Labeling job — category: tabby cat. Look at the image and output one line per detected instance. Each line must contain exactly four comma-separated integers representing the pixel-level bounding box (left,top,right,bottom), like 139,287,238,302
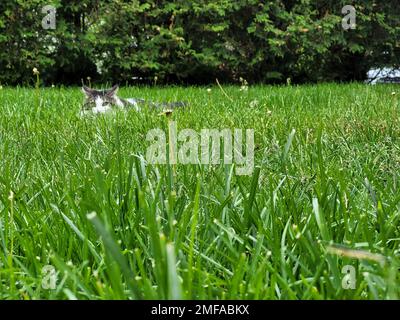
81,85,186,114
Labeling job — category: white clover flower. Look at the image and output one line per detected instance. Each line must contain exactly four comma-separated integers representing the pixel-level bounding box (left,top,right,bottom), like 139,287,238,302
249,99,259,108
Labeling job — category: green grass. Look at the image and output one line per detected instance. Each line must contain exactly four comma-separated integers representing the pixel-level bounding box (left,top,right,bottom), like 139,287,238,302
0,83,399,299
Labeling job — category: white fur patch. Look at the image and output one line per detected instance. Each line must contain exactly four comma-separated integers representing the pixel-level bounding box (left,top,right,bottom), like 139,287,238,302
92,105,111,113
93,96,111,113
115,97,124,107
126,98,140,111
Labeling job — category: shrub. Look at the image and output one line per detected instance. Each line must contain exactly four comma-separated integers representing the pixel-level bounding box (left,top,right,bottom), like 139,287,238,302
0,0,399,85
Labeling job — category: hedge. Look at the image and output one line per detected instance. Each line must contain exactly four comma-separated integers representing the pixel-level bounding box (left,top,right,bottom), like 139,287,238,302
0,0,399,85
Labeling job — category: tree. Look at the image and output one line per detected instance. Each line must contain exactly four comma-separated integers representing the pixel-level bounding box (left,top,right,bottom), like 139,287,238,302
0,0,398,85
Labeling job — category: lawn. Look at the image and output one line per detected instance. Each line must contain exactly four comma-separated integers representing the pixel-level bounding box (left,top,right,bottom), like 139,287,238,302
0,83,399,299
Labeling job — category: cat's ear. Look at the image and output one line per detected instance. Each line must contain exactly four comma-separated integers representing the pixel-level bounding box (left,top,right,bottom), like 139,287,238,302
106,84,119,97
82,85,95,97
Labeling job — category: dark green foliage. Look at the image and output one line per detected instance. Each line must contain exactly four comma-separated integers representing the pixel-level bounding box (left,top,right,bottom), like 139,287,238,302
0,0,399,85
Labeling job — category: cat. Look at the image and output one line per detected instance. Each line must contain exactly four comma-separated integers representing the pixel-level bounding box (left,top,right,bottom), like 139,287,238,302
81,84,186,115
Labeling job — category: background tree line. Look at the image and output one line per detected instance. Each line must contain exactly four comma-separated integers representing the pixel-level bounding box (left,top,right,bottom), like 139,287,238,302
0,0,399,86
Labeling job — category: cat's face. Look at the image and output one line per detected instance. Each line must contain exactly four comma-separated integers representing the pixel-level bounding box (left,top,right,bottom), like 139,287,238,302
81,85,119,114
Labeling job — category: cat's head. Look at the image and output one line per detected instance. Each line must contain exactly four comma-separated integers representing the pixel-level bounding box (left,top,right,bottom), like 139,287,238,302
81,84,119,114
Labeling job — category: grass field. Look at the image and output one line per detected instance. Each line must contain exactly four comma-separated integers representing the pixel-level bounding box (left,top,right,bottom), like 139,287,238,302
0,83,399,299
